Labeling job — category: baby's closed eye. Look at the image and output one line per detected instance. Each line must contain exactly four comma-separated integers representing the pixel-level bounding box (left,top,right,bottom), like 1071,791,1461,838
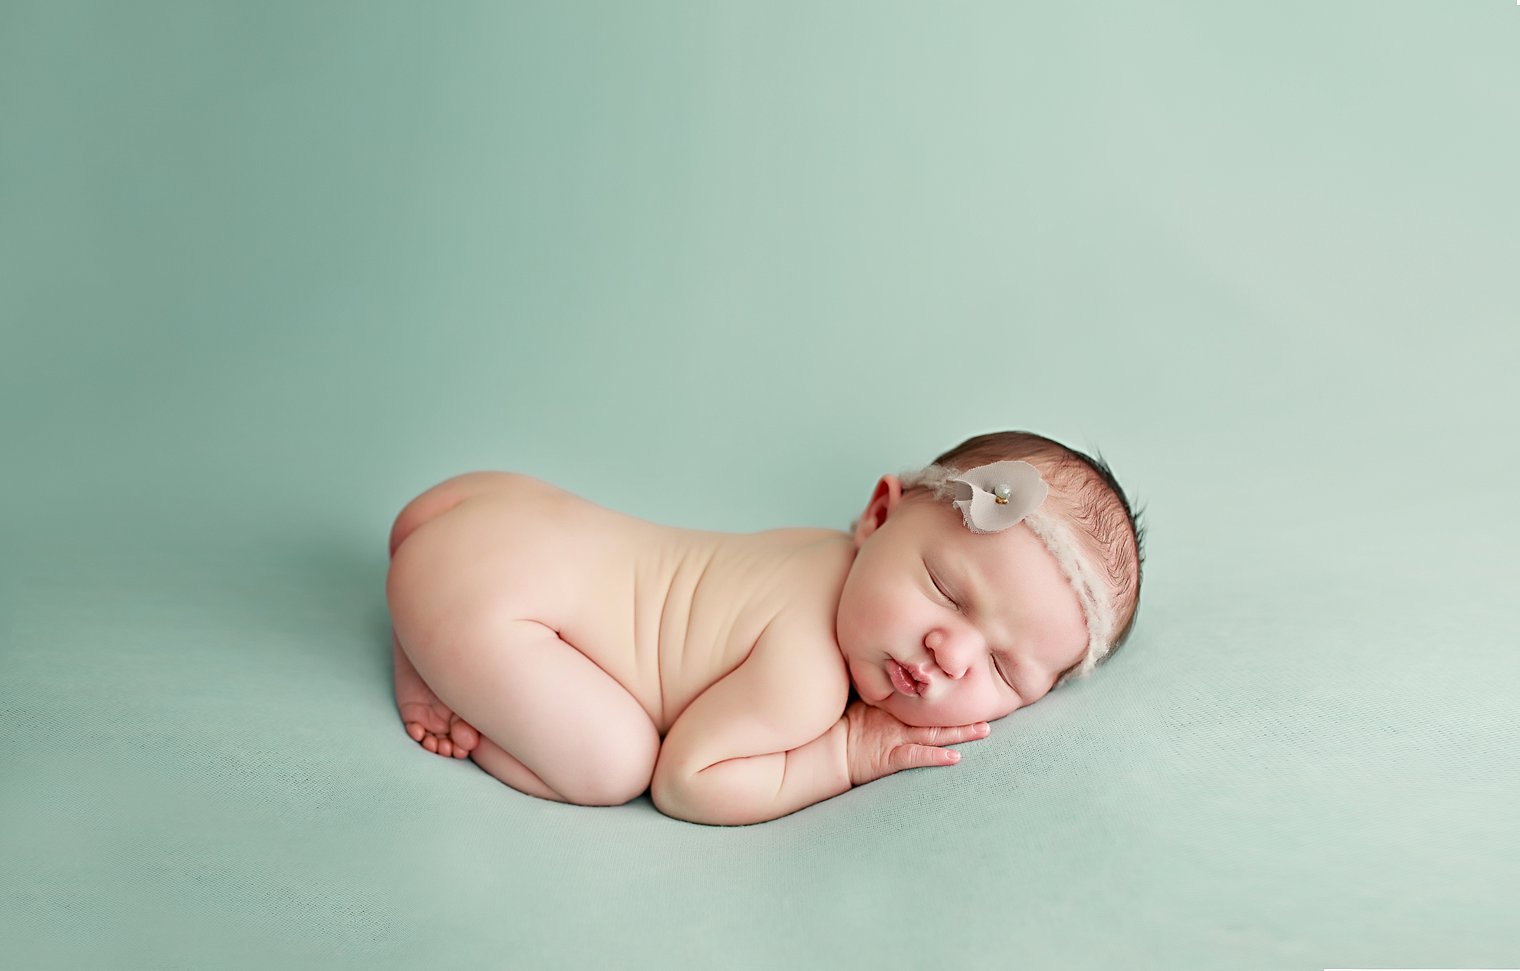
925,562,959,610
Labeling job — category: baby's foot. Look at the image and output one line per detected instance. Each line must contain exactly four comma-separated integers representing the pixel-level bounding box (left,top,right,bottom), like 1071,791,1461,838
393,634,480,759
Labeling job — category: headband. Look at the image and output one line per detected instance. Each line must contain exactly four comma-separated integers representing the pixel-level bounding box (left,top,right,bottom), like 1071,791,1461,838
896,460,1116,681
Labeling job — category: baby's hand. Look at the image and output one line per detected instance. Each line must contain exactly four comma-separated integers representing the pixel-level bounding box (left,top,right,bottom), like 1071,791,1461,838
842,700,990,787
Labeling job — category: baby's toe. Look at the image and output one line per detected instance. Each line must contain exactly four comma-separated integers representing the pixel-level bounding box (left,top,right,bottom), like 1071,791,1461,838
449,716,480,752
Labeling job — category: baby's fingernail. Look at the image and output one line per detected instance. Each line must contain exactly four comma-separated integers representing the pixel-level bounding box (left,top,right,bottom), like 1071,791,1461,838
946,751,960,762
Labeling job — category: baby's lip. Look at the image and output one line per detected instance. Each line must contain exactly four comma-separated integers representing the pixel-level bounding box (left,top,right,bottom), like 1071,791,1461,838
904,661,931,685
887,658,927,697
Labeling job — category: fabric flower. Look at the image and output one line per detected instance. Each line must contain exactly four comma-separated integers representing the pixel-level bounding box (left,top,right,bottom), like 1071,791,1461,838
948,460,1049,534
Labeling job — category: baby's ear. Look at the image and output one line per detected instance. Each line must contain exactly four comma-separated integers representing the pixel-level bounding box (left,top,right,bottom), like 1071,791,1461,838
853,475,904,546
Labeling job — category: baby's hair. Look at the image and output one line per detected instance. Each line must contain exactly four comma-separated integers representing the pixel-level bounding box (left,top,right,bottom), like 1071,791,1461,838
905,430,1147,684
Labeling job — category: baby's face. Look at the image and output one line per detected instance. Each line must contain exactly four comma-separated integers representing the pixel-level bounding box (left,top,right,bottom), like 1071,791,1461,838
835,476,1090,728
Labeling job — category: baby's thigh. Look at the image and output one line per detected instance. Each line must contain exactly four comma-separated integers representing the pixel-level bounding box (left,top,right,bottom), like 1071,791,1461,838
398,608,660,806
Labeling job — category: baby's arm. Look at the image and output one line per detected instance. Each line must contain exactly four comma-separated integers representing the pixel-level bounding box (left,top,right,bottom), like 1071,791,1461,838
651,616,987,825
650,615,849,825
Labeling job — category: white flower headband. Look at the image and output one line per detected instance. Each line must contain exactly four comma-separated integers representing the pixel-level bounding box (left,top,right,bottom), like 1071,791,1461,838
897,460,1116,681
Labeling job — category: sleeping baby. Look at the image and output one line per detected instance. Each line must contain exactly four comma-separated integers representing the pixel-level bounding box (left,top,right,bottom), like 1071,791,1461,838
385,430,1145,825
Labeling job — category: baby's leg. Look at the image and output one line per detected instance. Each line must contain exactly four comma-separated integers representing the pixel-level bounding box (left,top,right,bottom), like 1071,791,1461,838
394,629,564,801
395,629,566,801
395,615,660,807
387,471,528,761
393,630,478,760
468,735,566,803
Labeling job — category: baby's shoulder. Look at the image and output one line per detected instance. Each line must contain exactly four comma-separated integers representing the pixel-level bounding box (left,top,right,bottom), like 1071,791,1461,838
764,528,855,601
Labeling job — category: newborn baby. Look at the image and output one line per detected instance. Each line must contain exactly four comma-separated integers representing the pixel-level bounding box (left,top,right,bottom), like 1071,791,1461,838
386,430,1145,825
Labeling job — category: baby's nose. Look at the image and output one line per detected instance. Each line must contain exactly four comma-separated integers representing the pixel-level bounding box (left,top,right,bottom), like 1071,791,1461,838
927,635,970,680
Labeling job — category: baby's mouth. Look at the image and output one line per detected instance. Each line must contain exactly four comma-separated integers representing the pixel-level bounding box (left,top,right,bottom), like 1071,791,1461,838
887,658,925,697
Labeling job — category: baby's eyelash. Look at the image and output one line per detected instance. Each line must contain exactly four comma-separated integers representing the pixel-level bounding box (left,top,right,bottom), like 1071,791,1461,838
927,567,958,608
992,654,1016,692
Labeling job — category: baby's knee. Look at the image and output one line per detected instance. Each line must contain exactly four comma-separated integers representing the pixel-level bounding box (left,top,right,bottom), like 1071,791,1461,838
561,728,659,806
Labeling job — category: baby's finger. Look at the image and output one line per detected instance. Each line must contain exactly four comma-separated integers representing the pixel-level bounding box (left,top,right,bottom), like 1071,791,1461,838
890,743,962,773
909,722,990,746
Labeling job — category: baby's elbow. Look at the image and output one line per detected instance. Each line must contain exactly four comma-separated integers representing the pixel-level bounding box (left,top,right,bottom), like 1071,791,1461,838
650,763,757,826
650,760,707,822
650,776,696,822
650,772,703,823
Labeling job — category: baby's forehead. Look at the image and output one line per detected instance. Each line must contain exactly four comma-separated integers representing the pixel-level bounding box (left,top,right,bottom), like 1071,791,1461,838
933,519,1051,584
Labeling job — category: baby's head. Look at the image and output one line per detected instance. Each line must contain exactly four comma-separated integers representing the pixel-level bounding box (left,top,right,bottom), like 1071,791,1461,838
836,430,1146,728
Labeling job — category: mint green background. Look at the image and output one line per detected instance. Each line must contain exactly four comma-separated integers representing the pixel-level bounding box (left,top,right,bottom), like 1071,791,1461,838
3,2,1517,969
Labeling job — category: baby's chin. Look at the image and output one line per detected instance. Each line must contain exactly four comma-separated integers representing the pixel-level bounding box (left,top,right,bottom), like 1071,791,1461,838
871,691,1004,728
855,689,937,727
887,705,954,728
847,666,902,709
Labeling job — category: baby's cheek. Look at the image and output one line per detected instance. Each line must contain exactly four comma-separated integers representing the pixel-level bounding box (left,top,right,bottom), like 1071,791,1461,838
847,587,889,637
